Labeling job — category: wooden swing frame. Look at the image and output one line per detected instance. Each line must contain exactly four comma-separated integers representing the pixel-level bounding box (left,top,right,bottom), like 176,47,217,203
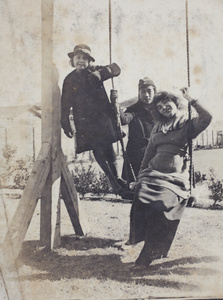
2,0,84,259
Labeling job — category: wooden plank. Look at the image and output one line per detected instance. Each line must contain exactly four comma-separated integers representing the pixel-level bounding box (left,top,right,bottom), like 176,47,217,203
60,176,84,236
52,189,61,249
3,143,51,258
41,0,53,144
0,246,23,300
40,147,62,248
0,194,23,300
51,65,62,248
40,171,52,247
51,175,61,249
0,269,9,300
39,0,54,247
40,172,61,249
61,152,84,236
40,0,62,249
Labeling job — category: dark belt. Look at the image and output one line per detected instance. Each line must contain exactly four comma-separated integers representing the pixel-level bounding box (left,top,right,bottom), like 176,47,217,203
157,144,186,156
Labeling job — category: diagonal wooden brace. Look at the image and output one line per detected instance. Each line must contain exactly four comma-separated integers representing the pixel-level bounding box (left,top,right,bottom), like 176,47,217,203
2,143,51,258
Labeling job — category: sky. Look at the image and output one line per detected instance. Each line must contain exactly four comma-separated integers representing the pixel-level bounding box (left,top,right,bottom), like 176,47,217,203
1,0,223,129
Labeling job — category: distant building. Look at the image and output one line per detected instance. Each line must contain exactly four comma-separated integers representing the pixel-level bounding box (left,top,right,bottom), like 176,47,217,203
0,105,41,161
0,105,78,163
217,130,223,148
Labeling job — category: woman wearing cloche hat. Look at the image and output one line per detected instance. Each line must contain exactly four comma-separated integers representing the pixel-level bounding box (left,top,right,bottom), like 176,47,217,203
61,44,127,195
67,44,95,62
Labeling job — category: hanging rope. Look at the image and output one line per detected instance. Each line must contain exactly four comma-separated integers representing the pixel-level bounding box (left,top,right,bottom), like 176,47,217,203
108,0,114,89
185,0,190,89
108,0,136,184
185,0,195,192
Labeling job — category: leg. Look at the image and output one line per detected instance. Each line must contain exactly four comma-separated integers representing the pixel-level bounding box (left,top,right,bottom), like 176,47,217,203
93,146,122,194
102,143,128,189
135,210,179,266
102,143,118,178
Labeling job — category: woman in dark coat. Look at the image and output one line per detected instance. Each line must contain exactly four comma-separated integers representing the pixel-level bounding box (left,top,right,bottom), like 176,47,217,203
129,87,212,267
61,44,126,194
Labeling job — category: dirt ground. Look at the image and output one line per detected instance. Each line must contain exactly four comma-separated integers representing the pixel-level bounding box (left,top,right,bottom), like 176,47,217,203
1,189,223,300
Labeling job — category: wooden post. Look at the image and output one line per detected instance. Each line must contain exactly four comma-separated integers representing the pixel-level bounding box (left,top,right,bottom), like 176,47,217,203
2,0,84,258
39,0,61,247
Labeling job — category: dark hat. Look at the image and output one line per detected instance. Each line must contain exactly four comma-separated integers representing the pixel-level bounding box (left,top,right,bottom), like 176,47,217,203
138,77,156,90
67,44,95,62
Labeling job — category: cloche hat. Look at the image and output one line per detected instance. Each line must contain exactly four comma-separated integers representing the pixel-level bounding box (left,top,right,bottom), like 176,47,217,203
67,44,95,62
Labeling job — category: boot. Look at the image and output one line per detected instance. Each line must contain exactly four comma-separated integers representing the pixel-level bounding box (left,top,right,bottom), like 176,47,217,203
106,172,123,195
117,177,128,189
135,243,162,267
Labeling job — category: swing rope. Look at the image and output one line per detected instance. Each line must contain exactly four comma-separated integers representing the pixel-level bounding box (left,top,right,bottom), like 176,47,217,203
185,0,190,89
185,0,195,193
108,0,136,184
108,0,114,89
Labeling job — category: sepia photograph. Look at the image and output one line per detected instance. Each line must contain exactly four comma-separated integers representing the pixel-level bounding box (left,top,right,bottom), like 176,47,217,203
0,0,223,299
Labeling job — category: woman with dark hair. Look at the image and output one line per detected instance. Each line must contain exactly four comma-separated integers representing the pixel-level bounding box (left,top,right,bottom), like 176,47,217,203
128,87,212,268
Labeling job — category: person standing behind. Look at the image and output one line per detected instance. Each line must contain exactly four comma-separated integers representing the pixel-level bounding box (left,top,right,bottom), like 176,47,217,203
119,77,157,183
61,44,126,195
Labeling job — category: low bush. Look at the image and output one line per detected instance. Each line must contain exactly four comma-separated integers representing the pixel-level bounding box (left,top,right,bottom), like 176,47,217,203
193,169,223,209
207,168,223,208
194,170,207,184
0,144,32,189
13,159,32,189
71,163,111,198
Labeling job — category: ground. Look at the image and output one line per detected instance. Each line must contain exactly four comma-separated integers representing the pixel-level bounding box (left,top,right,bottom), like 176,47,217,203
1,189,223,300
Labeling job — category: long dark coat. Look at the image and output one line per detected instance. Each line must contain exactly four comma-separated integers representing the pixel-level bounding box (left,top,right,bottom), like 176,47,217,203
122,101,155,181
61,68,120,154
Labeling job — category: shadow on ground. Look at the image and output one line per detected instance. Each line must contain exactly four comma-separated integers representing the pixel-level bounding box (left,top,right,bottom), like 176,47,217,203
18,236,219,291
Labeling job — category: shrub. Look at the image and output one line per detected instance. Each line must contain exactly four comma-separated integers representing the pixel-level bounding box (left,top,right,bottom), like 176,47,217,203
193,169,223,209
194,170,207,184
71,163,111,198
0,144,32,189
90,172,111,195
13,159,32,189
207,168,223,207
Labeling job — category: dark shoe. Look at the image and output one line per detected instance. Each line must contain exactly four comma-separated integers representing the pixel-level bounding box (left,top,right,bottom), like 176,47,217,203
135,257,153,268
135,251,163,268
117,177,128,189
